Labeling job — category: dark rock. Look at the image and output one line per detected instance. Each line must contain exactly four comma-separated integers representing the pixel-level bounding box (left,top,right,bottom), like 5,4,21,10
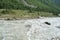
56,26,60,29
44,22,51,25
5,17,17,20
51,36,60,40
5,18,13,20
25,24,31,31
25,25,31,27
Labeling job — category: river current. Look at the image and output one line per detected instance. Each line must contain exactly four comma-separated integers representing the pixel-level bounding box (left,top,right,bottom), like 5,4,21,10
0,17,60,40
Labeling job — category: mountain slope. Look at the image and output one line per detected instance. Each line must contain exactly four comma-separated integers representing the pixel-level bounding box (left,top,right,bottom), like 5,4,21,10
25,0,60,13
0,0,60,13
54,0,60,7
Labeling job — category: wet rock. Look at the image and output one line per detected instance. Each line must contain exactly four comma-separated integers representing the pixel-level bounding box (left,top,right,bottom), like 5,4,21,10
25,25,31,28
5,17,17,20
51,36,60,40
5,18,12,20
25,24,31,31
55,26,60,29
44,22,51,25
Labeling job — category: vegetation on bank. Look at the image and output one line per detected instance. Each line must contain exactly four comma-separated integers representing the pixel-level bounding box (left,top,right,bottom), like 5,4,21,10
0,9,59,19
0,0,60,18
0,0,60,14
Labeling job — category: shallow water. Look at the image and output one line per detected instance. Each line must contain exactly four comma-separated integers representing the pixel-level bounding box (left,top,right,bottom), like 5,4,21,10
0,17,60,40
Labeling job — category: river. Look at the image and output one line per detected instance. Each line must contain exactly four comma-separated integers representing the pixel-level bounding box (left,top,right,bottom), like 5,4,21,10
0,17,60,40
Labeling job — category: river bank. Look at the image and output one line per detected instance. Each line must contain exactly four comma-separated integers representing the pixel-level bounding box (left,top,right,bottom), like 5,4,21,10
0,17,60,20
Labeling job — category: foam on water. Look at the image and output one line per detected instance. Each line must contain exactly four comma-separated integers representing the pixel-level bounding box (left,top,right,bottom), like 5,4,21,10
0,20,27,40
26,17,60,40
0,17,60,40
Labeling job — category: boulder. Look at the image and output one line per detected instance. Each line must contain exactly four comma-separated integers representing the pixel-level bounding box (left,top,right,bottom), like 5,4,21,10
44,22,51,25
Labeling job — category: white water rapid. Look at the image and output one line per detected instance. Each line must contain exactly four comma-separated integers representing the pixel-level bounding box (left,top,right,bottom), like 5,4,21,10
0,17,60,40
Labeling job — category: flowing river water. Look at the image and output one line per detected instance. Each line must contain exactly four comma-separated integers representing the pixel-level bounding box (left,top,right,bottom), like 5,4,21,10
0,17,60,40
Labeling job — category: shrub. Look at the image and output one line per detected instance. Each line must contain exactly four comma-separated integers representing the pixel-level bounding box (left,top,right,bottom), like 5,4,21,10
53,13,59,16
1,9,15,14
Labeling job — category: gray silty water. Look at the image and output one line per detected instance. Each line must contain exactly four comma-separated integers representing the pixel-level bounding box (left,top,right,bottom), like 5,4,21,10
0,17,60,40
0,20,28,40
26,17,60,40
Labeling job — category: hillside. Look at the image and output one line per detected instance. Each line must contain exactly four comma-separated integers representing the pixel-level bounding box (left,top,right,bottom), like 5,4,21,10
25,0,60,13
0,0,60,15
54,0,60,7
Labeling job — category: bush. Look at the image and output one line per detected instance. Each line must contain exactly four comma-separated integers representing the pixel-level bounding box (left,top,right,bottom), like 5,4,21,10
1,9,15,14
1,10,9,14
53,13,59,16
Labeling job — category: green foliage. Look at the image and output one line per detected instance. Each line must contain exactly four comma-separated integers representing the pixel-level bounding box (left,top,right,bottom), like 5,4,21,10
0,0,60,15
0,9,58,18
53,13,59,16
25,0,60,14
1,9,15,14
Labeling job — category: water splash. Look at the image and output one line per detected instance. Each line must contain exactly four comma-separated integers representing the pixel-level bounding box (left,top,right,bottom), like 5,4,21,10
26,17,60,40
0,17,60,40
